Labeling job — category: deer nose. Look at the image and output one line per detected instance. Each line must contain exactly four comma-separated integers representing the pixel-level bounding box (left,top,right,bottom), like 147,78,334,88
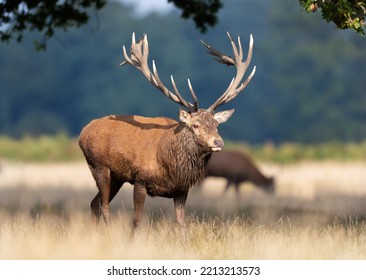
214,139,224,148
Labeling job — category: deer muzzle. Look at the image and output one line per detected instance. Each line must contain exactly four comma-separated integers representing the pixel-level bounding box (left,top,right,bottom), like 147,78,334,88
211,138,224,152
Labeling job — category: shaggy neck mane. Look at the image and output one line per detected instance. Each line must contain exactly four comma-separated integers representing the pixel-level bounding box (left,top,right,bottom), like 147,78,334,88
158,123,211,193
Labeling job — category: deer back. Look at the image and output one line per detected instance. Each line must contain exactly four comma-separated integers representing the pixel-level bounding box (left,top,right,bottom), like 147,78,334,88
79,115,177,180
206,150,274,190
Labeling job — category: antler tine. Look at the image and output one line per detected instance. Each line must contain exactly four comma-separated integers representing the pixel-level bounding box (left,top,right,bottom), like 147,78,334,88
121,32,198,112
206,33,255,112
188,79,199,111
151,60,199,109
200,39,235,66
170,75,198,109
151,60,181,103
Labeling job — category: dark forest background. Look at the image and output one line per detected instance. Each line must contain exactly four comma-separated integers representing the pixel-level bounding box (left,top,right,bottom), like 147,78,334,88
1,0,365,144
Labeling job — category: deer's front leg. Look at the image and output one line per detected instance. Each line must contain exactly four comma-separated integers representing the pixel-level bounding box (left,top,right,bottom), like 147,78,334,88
174,192,188,227
133,183,147,229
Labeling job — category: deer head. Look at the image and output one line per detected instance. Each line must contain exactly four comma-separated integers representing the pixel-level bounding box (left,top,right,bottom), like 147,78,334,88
120,32,256,152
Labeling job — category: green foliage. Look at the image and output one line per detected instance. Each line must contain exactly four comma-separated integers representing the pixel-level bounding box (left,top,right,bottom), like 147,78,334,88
168,0,222,32
227,141,366,164
0,0,107,50
300,0,366,36
0,134,82,162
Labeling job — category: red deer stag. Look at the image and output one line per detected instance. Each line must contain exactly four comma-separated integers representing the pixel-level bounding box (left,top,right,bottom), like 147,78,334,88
205,150,275,194
79,32,256,228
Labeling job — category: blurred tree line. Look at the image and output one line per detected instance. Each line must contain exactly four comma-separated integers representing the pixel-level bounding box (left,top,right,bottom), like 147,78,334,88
0,0,365,144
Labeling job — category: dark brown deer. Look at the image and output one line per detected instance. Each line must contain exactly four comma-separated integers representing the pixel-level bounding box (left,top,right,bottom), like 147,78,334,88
205,150,275,194
79,32,256,228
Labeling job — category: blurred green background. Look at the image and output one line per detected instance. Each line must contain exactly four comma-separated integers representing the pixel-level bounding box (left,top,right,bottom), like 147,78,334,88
1,0,365,147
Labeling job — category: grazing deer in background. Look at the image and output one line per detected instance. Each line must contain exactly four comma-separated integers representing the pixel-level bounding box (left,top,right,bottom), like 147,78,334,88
205,150,275,194
79,32,256,229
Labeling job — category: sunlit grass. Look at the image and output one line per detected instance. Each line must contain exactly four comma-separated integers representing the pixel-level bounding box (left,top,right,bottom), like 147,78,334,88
1,212,366,259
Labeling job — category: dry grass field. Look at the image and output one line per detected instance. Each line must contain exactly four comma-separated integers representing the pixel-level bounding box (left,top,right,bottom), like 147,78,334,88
1,160,366,259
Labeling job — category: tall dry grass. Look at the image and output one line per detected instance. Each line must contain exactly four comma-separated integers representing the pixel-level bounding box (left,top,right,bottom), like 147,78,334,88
1,161,366,259
1,212,366,259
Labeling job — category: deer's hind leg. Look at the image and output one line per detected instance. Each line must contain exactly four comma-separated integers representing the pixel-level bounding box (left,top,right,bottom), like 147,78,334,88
90,166,124,226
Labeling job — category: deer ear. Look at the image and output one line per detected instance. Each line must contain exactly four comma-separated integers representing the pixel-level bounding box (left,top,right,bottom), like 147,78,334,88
214,109,235,124
179,108,192,124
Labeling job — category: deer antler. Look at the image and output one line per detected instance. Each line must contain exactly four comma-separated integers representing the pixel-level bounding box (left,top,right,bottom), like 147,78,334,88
201,32,256,112
121,33,199,112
